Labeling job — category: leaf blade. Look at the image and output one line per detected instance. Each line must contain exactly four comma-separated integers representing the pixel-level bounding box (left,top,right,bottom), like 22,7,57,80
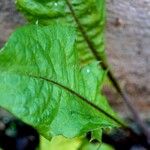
0,24,118,140
16,0,106,65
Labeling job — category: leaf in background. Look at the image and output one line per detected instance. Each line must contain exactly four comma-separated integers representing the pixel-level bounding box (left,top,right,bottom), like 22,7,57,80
40,136,81,150
40,136,114,150
0,24,118,140
80,141,115,150
16,0,106,65
91,129,102,142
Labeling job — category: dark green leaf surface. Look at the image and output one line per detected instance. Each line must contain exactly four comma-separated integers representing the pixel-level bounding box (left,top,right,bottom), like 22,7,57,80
16,0,106,64
0,24,117,140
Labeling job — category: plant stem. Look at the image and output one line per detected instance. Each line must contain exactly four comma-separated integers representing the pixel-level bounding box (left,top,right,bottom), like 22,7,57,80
66,0,150,143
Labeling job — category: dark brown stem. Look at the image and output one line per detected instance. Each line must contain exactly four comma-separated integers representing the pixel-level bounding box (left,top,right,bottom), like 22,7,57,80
66,0,150,143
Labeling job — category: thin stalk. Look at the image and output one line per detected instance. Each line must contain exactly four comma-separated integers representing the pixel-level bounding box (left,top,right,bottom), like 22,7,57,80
66,0,150,143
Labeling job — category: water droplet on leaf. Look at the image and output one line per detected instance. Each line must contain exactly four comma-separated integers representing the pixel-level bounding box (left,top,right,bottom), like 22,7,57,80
54,2,58,6
87,69,90,73
35,20,39,25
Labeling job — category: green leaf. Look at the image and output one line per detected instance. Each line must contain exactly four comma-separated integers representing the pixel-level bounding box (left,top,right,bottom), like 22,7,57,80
40,136,114,150
91,129,102,142
16,0,106,65
0,24,118,140
78,137,114,150
41,136,81,150
80,142,114,150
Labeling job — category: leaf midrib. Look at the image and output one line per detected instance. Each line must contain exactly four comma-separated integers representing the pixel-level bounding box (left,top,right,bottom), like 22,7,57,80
0,67,123,126
28,74,124,127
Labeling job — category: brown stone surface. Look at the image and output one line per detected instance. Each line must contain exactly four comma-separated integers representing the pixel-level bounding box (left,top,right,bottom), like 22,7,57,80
0,0,149,119
106,0,150,118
